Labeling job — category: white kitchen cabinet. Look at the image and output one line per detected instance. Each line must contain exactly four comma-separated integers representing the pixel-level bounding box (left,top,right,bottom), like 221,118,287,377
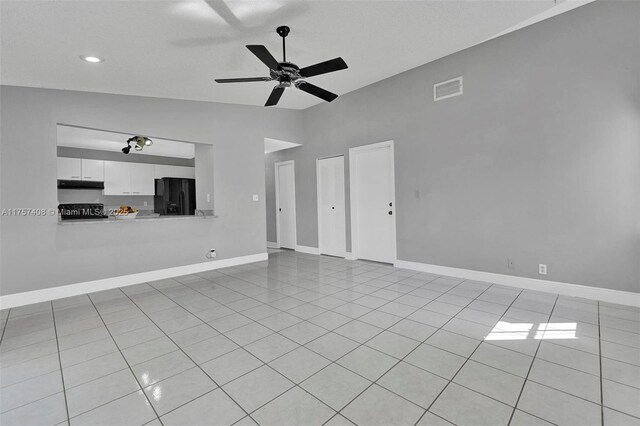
104,161,156,196
154,165,195,179
174,166,196,179
130,163,155,195
81,159,104,181
57,157,82,180
104,161,132,195
154,165,175,179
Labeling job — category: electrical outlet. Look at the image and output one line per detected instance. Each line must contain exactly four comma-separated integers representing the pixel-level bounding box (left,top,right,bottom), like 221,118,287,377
143,201,148,207
539,264,547,275
207,194,211,203
507,258,514,269
252,194,259,202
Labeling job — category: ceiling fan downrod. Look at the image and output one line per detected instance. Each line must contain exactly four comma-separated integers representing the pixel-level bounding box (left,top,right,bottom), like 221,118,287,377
276,26,290,62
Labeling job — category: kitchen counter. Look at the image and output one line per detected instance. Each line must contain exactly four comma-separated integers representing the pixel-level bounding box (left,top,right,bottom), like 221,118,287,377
58,214,215,225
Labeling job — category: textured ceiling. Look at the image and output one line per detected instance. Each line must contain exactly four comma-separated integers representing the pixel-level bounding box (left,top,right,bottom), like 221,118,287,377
1,1,584,109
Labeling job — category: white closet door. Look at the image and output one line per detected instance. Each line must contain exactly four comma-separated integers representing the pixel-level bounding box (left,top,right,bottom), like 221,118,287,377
318,156,346,257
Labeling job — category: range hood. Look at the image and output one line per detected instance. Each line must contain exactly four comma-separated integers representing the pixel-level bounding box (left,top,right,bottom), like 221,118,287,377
57,180,104,190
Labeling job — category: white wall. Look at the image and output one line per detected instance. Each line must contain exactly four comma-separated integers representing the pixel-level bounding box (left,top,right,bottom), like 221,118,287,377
265,1,640,293
0,87,304,296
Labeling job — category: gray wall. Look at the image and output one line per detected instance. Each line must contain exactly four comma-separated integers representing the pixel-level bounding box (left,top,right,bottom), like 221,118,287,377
1,86,304,296
195,144,215,213
265,1,640,292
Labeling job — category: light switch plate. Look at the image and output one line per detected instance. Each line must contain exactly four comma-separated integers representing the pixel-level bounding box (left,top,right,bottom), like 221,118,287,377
252,194,259,202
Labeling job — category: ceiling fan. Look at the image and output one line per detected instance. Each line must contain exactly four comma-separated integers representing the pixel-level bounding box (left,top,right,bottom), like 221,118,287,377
215,26,348,107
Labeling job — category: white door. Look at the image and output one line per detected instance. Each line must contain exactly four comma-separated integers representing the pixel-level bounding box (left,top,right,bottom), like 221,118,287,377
317,156,346,257
81,159,104,181
350,141,396,263
130,163,156,195
57,157,82,180
104,161,131,195
276,161,297,249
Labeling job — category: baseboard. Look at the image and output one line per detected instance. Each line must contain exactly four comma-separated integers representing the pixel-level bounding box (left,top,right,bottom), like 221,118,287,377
394,259,640,307
266,241,279,249
0,252,269,309
295,245,320,255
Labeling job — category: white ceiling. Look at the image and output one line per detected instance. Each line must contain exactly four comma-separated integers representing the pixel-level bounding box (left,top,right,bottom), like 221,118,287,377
1,1,589,110
57,125,196,159
264,137,301,153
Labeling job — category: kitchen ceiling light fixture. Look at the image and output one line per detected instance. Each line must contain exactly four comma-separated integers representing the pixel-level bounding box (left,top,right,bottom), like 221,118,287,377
122,136,152,154
79,55,104,63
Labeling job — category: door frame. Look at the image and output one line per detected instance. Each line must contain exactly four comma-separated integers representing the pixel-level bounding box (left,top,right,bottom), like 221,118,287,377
274,160,297,249
348,140,397,263
316,155,346,258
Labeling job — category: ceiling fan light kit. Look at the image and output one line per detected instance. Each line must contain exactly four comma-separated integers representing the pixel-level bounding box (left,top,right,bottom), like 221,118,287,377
215,26,348,107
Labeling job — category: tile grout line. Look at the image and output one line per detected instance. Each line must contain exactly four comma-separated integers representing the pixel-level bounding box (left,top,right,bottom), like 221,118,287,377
50,301,72,426
0,308,10,345
86,294,165,426
138,257,635,424
506,295,560,426
147,274,353,421
598,301,604,426
318,277,500,425
149,257,455,422
117,288,259,425
173,256,559,425
6,252,637,425
411,286,525,426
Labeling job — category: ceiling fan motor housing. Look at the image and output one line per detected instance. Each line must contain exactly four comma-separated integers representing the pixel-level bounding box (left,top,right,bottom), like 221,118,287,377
276,26,290,38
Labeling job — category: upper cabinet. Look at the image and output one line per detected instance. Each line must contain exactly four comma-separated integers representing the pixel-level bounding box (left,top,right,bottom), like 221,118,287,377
174,166,196,179
58,156,194,195
130,163,155,195
103,161,131,195
81,159,104,181
104,161,155,196
58,157,105,181
154,165,195,179
57,157,82,180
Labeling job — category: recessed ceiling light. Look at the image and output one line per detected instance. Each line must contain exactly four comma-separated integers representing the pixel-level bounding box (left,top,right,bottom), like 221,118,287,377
80,55,104,63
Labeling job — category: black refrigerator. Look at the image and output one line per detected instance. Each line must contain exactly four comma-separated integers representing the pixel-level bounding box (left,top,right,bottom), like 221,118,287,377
154,178,196,216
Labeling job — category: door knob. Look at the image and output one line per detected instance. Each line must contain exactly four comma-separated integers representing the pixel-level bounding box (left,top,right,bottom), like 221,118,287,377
388,211,393,215
332,207,335,210
389,202,393,207
279,208,282,212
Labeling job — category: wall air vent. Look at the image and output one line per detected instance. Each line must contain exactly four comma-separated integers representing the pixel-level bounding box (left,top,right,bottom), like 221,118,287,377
433,76,463,101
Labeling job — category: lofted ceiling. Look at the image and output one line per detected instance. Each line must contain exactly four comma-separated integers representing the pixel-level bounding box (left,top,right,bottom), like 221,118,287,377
1,0,590,110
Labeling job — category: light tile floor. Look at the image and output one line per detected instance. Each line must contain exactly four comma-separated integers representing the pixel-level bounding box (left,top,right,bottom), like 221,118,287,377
1,250,639,426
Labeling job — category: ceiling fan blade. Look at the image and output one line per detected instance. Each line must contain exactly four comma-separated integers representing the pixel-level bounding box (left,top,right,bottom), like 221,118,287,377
299,57,348,78
215,77,272,83
203,1,245,31
296,81,338,102
246,45,281,71
265,86,285,107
